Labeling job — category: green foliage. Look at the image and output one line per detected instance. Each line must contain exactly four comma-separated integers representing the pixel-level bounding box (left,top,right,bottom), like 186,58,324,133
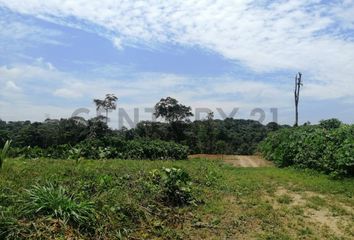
0,209,20,239
259,123,354,177
1,158,354,239
0,116,285,156
68,147,83,162
319,118,342,130
23,183,95,226
123,140,188,160
150,167,195,206
154,97,193,123
136,118,283,155
10,139,189,160
0,140,12,169
93,94,118,124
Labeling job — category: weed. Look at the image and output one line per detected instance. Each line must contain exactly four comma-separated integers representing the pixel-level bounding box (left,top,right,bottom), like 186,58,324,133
276,194,293,204
153,167,196,206
23,183,96,227
0,158,353,239
0,209,20,240
0,140,11,169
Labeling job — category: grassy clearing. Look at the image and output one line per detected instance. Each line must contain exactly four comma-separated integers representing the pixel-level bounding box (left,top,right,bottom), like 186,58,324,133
1,158,354,239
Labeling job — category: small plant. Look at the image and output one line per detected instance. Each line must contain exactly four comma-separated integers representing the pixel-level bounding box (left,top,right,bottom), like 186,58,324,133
68,147,83,163
0,140,12,169
151,167,196,206
0,208,20,239
98,146,114,159
276,194,293,204
24,183,95,227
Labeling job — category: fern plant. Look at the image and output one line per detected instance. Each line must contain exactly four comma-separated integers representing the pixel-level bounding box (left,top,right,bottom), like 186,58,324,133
0,140,12,169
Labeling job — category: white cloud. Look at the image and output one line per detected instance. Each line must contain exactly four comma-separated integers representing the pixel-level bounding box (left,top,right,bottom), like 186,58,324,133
0,100,78,122
0,14,63,49
0,61,57,83
0,0,353,102
112,37,123,50
5,81,21,92
54,88,82,98
0,21,61,44
0,61,294,124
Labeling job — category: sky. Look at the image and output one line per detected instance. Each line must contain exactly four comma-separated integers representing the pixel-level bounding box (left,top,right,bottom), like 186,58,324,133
0,0,353,128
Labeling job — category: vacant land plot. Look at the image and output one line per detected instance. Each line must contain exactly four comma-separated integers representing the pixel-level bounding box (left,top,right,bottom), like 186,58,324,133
1,158,353,239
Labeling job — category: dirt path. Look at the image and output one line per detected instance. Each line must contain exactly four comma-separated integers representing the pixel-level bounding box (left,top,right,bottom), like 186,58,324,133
189,154,273,167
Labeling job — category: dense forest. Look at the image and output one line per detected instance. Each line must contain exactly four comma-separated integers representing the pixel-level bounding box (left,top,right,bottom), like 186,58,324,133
0,117,284,156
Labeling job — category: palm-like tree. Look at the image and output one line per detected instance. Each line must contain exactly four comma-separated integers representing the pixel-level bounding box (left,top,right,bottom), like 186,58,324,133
93,94,118,124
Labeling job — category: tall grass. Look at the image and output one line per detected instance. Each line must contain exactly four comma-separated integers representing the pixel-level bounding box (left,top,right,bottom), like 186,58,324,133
24,183,96,226
0,140,12,169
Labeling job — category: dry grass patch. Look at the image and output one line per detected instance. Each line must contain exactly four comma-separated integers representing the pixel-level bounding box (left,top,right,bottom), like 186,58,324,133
263,186,354,239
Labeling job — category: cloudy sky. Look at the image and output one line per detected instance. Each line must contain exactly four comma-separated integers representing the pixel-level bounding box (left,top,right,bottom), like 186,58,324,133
0,0,353,127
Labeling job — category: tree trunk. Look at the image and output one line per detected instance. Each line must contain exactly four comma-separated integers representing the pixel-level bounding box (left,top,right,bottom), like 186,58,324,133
294,73,302,127
295,102,299,127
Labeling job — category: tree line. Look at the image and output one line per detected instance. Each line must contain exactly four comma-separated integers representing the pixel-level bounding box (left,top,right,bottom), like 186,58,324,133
0,96,287,155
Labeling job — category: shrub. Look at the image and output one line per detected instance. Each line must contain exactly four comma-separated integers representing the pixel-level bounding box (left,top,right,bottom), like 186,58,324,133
10,139,189,161
150,167,195,206
259,123,354,177
10,146,44,159
319,118,342,130
123,140,188,160
23,183,95,227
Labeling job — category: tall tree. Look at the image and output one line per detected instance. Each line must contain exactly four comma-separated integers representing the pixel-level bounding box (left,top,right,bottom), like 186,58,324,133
94,94,118,124
203,112,216,153
294,72,303,127
154,97,193,142
154,97,193,123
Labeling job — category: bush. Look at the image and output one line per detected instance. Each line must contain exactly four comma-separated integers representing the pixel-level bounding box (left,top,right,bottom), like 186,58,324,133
23,183,96,227
10,139,189,161
150,167,195,206
259,123,354,177
10,146,45,159
123,140,188,160
319,118,342,130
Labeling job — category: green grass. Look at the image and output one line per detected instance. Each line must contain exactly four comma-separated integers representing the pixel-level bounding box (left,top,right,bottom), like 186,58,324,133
1,158,354,239
23,183,95,226
0,140,11,169
276,194,293,204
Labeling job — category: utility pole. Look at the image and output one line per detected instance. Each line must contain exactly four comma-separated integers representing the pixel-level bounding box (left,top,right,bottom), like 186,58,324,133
294,72,302,127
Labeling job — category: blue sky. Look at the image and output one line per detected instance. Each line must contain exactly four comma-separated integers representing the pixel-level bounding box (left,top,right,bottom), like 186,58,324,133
0,0,354,127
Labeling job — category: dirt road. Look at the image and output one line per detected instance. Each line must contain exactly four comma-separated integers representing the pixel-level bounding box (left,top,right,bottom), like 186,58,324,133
189,154,273,167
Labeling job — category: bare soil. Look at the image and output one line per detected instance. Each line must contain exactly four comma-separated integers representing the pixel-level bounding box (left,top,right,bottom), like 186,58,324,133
265,187,354,238
189,154,273,167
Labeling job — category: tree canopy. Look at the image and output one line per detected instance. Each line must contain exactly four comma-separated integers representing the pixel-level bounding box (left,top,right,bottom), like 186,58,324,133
154,97,193,123
93,94,118,123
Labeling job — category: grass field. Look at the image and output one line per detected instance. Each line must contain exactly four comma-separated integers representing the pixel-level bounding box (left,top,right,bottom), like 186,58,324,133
1,158,353,239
